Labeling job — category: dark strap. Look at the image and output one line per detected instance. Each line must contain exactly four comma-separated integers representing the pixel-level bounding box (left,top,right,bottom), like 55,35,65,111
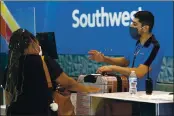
116,75,122,92
41,56,53,88
41,56,54,104
0,87,3,105
132,55,136,68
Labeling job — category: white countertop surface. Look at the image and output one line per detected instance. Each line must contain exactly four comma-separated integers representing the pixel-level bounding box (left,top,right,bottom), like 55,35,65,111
89,91,174,104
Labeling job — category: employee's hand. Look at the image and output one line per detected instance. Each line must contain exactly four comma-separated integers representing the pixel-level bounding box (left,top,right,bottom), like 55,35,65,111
88,50,105,62
97,65,113,73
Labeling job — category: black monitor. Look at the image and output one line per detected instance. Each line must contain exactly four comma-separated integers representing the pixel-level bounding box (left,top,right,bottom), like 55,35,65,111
36,32,58,59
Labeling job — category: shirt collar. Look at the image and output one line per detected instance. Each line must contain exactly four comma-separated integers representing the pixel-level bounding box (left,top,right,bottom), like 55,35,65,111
136,34,154,48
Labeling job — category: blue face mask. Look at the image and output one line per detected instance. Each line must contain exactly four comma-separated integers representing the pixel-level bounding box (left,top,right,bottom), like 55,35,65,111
129,27,141,40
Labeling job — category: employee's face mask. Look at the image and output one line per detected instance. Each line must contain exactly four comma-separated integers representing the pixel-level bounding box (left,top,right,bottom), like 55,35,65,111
129,26,144,40
129,27,140,40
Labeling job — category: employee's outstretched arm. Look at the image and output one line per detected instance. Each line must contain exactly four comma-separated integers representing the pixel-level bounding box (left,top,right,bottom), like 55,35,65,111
97,64,150,78
88,50,129,66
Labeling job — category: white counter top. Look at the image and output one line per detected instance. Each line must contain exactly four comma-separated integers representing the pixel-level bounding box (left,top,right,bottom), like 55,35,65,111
89,91,174,104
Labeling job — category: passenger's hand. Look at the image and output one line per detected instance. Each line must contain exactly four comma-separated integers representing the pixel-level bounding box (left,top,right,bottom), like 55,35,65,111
86,86,101,93
96,65,113,73
88,50,105,62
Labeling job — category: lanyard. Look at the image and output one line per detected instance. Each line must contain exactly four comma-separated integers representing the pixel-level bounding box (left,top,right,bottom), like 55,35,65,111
132,44,143,68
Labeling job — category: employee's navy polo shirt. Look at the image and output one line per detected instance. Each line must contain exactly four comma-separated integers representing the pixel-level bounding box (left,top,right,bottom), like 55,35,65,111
125,35,164,91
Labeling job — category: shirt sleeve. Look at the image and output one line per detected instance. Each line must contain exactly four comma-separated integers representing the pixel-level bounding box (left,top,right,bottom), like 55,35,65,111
144,44,163,90
44,56,63,80
143,43,160,67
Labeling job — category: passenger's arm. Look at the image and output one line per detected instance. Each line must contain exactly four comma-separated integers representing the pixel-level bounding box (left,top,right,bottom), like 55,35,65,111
56,72,100,92
45,56,100,93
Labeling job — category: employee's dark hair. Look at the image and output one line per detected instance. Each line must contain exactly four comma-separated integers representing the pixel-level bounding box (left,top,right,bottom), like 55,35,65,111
134,11,154,32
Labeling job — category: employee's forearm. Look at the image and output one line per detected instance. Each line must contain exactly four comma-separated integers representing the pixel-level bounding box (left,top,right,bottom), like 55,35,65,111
103,56,128,66
111,65,131,77
111,65,147,78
